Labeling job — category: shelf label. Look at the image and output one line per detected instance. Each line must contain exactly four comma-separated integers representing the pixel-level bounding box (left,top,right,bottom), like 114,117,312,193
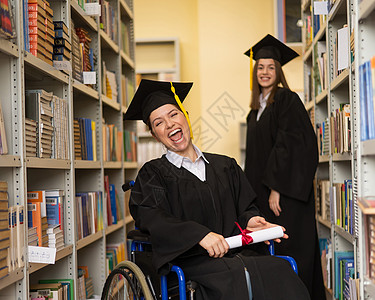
28,246,56,264
84,3,101,16
83,72,97,84
314,1,328,15
53,60,72,72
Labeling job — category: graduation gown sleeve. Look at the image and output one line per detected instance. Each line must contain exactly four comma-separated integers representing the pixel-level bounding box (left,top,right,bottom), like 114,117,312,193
262,89,318,202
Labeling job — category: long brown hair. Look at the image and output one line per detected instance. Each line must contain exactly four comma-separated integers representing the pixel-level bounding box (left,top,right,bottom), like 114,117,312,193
250,59,290,110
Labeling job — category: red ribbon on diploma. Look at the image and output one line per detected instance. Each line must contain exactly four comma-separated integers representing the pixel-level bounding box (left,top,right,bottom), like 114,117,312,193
235,222,253,246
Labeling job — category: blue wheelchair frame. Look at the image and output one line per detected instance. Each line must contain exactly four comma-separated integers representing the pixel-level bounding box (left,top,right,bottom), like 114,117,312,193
130,238,298,300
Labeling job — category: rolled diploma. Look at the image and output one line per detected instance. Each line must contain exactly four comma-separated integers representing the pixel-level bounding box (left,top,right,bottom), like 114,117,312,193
225,226,284,249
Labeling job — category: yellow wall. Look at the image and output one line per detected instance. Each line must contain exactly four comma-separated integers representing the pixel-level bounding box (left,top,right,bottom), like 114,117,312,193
134,0,303,161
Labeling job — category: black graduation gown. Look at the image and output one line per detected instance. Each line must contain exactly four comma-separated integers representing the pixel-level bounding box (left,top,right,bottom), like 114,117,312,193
130,153,310,300
244,88,325,299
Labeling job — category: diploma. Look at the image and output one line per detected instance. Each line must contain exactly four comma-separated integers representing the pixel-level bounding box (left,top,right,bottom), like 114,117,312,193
225,226,284,249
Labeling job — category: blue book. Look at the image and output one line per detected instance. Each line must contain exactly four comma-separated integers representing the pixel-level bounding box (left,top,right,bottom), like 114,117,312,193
109,184,117,224
365,60,375,139
84,118,93,161
22,0,30,52
360,63,369,141
77,193,89,237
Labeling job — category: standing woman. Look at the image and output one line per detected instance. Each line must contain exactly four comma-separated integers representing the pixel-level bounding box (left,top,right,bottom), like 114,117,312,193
244,34,326,299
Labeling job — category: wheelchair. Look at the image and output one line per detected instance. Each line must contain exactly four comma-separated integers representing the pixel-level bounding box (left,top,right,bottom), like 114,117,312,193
101,181,298,300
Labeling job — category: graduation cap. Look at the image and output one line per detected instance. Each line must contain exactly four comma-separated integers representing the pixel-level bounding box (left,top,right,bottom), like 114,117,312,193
124,79,194,139
244,34,299,89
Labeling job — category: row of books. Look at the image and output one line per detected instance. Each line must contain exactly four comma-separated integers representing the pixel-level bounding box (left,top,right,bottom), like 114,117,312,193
0,182,25,279
102,122,122,162
318,179,355,234
106,242,126,274
30,278,74,300
316,119,330,156
78,266,95,299
314,41,328,96
359,56,375,142
121,74,135,108
25,89,69,159
27,189,65,248
100,0,118,43
104,176,123,226
75,191,104,240
319,238,359,300
330,104,351,154
0,101,8,155
124,130,137,162
73,118,97,161
102,61,118,102
120,21,130,56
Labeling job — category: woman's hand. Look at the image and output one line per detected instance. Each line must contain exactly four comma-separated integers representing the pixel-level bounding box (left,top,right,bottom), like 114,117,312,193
199,232,229,258
246,216,288,244
269,189,281,216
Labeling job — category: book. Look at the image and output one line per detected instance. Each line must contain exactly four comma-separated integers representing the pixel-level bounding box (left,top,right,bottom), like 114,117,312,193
39,278,74,300
15,205,25,268
0,101,8,155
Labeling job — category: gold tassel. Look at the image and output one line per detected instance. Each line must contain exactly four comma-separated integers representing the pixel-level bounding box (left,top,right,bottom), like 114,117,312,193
250,48,253,91
170,82,194,140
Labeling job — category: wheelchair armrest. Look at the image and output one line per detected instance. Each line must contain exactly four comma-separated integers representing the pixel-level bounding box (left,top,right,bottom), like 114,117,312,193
268,241,298,274
128,229,151,243
275,255,298,274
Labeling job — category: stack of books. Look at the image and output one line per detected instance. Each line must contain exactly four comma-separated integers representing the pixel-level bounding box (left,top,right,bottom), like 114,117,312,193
78,266,94,299
25,118,37,157
28,227,38,246
43,1,54,66
52,95,69,160
25,89,54,158
0,182,9,279
45,189,65,242
53,21,71,63
30,283,63,299
71,20,83,82
76,27,94,73
47,225,64,251
28,0,54,65
105,70,118,101
74,118,96,161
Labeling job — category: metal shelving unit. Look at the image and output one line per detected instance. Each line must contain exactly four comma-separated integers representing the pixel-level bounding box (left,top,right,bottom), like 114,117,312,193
0,0,136,298
303,0,375,298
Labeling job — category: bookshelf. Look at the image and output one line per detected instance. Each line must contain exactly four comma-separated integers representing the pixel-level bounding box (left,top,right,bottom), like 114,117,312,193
302,0,375,298
134,37,180,167
0,0,136,298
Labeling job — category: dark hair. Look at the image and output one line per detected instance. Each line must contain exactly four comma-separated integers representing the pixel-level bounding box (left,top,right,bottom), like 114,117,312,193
250,59,290,110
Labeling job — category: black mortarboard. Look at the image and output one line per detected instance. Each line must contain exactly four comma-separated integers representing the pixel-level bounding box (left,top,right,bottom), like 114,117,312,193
244,34,299,66
244,34,299,90
124,79,194,138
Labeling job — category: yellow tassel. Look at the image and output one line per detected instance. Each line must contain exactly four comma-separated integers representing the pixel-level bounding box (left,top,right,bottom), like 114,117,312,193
250,48,253,91
170,82,194,140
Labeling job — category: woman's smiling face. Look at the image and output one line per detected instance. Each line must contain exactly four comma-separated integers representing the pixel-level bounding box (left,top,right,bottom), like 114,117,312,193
149,104,191,156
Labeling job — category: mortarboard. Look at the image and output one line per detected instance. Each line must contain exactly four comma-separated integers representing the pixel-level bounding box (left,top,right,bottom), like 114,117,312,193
124,79,194,139
244,34,299,89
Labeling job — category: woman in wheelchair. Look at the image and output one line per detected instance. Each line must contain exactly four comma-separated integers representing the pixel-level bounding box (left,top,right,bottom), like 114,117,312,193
124,79,311,300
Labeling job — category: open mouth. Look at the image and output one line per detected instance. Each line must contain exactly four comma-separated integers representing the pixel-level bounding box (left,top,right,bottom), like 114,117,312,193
168,129,183,143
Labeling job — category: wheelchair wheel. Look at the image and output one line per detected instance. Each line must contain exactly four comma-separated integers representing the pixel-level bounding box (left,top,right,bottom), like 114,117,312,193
101,260,153,300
